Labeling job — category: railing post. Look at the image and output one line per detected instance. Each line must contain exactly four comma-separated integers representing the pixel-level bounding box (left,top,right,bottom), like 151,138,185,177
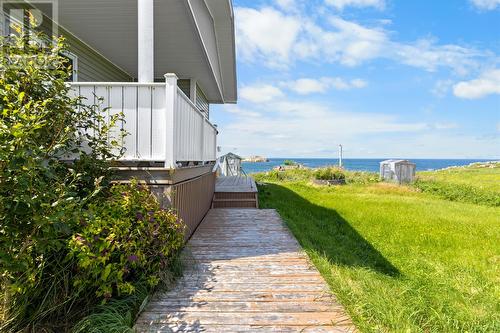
164,73,178,169
200,117,205,164
138,0,154,82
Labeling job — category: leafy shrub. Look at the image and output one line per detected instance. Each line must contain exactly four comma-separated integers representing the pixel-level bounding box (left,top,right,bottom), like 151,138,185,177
254,169,313,182
346,171,380,184
283,160,297,166
69,181,185,300
0,32,123,331
314,167,346,180
72,254,183,333
414,179,500,207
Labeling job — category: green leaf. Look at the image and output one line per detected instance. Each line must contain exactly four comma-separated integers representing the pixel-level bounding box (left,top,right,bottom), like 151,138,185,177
102,263,112,281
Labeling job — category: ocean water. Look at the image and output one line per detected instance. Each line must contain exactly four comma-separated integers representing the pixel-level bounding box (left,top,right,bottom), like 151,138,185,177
242,158,496,174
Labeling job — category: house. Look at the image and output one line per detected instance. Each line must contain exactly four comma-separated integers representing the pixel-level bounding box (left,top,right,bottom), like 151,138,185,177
1,0,237,238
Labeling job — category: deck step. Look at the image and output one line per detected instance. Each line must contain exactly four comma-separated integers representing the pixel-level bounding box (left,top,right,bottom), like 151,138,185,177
212,198,257,202
212,199,258,209
214,192,256,200
212,176,259,208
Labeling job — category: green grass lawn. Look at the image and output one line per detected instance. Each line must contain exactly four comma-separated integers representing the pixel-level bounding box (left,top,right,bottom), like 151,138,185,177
255,168,500,332
418,164,500,192
415,163,500,207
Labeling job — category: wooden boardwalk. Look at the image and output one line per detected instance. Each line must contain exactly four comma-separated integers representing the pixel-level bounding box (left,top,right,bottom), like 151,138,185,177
135,209,356,332
215,176,258,193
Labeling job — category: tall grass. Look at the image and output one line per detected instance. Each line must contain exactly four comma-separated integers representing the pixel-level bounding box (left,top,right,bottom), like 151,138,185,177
253,168,379,184
414,179,500,207
71,284,149,333
1,254,93,332
71,253,184,333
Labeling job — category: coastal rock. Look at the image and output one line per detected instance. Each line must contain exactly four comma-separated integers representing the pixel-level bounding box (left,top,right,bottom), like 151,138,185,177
243,155,269,163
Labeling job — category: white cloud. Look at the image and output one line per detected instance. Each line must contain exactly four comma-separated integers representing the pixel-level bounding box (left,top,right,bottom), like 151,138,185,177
276,0,297,10
469,0,500,10
215,99,499,158
325,0,385,10
431,80,454,97
240,84,284,103
218,100,426,156
235,6,486,74
281,77,367,94
235,7,301,68
392,39,483,75
433,122,459,130
221,105,261,118
321,16,389,66
453,69,500,99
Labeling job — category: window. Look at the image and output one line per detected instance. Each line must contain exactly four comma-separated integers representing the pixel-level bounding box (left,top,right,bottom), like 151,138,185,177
61,51,78,82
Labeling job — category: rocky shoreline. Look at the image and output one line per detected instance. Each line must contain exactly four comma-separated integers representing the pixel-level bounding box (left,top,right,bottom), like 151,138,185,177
437,161,499,171
243,155,269,162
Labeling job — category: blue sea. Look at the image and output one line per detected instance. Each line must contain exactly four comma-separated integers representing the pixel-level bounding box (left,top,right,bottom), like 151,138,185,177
242,158,497,174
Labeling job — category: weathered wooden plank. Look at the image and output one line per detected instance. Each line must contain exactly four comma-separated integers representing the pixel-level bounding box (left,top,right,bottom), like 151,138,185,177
137,324,353,333
178,275,325,284
144,300,339,313
215,176,258,193
137,311,353,326
135,209,356,332
151,291,335,303
160,283,329,293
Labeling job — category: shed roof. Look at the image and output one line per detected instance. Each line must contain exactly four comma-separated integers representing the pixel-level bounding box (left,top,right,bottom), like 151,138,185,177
380,159,416,165
221,152,243,160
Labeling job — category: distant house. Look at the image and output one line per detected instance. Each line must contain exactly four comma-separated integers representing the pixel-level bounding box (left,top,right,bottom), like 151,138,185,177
1,0,237,237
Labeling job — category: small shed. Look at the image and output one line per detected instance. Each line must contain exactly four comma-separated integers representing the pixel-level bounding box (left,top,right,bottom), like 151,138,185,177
217,153,243,176
380,160,416,184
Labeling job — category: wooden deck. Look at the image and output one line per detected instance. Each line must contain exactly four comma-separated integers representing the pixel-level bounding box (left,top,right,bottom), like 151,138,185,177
213,176,259,208
135,209,356,332
215,176,258,193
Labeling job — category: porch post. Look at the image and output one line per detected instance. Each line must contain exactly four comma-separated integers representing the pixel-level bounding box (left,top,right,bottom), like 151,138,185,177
165,73,178,169
138,0,154,82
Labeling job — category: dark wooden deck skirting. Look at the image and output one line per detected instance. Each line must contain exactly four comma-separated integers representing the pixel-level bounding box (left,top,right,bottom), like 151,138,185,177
135,209,356,332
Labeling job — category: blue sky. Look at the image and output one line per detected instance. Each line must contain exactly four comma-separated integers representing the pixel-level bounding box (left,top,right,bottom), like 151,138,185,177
212,0,500,159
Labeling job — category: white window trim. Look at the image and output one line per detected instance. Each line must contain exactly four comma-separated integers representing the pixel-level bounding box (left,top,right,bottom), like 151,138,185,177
63,50,78,82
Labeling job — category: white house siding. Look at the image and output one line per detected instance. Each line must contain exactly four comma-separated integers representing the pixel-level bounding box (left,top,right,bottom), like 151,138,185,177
62,26,133,82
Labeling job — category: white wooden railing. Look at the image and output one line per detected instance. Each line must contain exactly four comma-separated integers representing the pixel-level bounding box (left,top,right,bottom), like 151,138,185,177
71,74,218,168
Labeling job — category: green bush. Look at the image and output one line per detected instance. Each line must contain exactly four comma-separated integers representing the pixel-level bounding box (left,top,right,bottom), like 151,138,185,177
72,254,183,333
346,171,380,184
69,181,185,300
0,32,123,331
283,160,297,166
313,167,346,180
254,169,313,182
